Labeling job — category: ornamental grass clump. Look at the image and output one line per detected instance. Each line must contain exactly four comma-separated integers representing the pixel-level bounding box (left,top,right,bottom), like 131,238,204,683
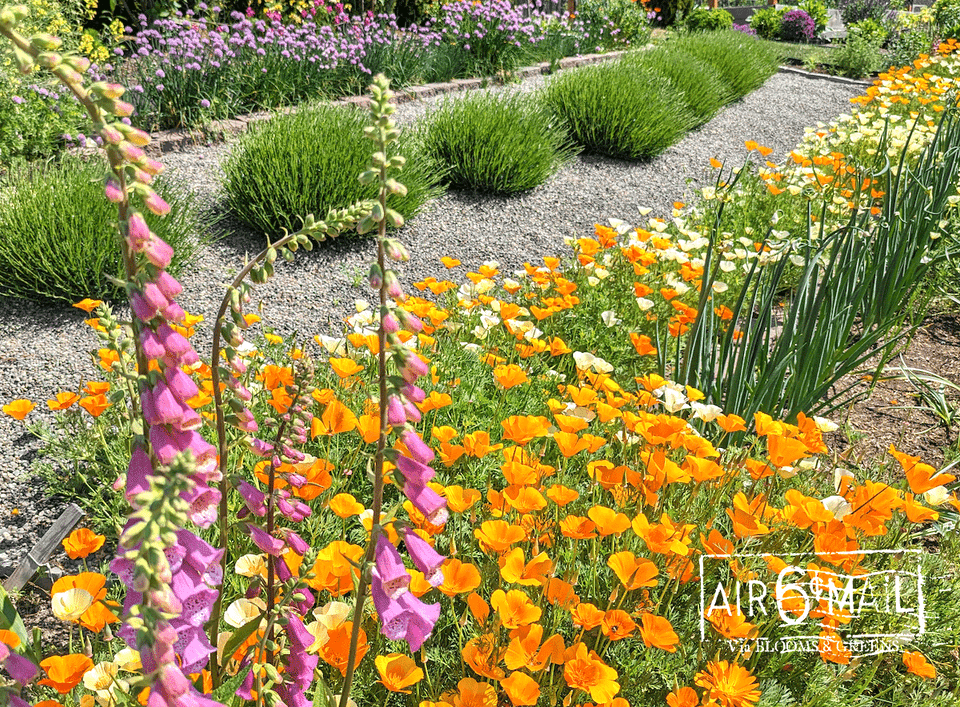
419,91,578,194
0,156,205,302
668,30,783,97
222,102,443,239
542,61,696,160
626,44,735,125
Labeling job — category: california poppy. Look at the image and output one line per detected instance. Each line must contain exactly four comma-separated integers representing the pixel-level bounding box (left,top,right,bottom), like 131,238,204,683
491,589,542,629
563,643,620,704
2,399,34,420
62,528,105,559
39,654,93,693
694,660,761,707
501,670,541,706
903,650,936,678
375,653,424,693
438,559,481,596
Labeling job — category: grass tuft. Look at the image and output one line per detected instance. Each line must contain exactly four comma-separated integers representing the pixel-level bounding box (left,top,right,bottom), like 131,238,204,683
665,31,784,98
542,61,697,160
419,92,579,194
0,156,205,303
222,103,444,239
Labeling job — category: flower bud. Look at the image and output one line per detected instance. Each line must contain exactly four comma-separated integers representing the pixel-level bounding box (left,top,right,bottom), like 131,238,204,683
104,178,123,203
384,238,409,262
368,263,382,288
384,270,403,298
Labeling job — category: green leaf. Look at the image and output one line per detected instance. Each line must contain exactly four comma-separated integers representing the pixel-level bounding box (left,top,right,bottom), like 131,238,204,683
220,615,263,669
212,670,248,704
0,584,39,663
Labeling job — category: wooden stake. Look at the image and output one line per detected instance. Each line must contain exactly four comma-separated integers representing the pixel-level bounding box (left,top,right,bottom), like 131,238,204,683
3,504,84,593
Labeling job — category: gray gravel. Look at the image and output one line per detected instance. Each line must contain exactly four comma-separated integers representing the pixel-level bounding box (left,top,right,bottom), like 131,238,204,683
0,68,862,577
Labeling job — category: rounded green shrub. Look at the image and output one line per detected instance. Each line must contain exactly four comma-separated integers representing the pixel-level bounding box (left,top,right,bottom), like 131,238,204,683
685,7,734,32
934,0,960,38
542,62,696,160
749,6,787,39
633,45,735,124
0,156,204,303
222,103,444,239
419,92,578,194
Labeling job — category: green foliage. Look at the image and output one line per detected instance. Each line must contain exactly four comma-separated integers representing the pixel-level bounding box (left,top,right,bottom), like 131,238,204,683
934,0,960,38
667,30,784,97
0,156,205,302
749,6,787,39
576,0,653,47
629,44,735,123
798,0,829,33
418,92,578,194
848,16,890,45
836,33,883,77
887,28,935,68
222,103,444,239
542,61,696,160
676,111,960,420
685,7,734,31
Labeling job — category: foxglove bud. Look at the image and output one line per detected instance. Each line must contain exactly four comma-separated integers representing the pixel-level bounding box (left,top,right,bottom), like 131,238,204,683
384,270,403,298
368,263,383,288
105,178,123,203
384,238,409,261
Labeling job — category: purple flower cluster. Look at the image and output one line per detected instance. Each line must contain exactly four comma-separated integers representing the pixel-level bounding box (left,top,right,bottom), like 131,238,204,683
779,9,817,42
733,22,757,35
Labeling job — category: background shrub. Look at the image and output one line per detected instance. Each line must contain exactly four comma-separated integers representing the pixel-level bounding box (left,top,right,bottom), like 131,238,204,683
419,92,578,194
542,61,696,160
838,0,899,26
0,156,205,302
847,17,890,45
798,0,828,34
667,30,783,97
576,0,653,47
749,6,787,39
887,27,935,66
685,7,734,31
835,32,883,76
933,0,960,38
779,9,817,41
653,0,694,26
222,103,444,238
629,44,735,123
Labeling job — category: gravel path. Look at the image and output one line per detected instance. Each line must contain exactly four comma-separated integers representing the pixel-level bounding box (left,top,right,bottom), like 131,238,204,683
0,69,862,577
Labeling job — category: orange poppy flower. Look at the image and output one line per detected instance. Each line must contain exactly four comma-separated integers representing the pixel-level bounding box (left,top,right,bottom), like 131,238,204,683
544,577,579,609
549,337,572,356
766,434,810,468
50,573,118,632
0,629,20,648
607,551,659,590
461,637,505,680
438,559,481,596
79,395,110,418
632,513,695,556
307,541,363,596
727,493,771,538
503,486,547,514
601,610,637,641
72,298,103,313
329,358,364,379
639,612,678,651
903,650,936,678
546,485,579,506
47,392,80,411
553,432,592,458
83,381,110,396
445,485,482,513
560,515,597,540
570,602,605,629
328,493,364,518
630,332,657,356
462,431,503,458
667,686,699,707
320,622,367,675
563,643,620,704
501,415,551,446
491,589,542,629
290,458,334,501
889,444,955,494
501,671,541,706
418,391,452,413
504,624,565,672
258,364,294,390
375,653,424,693
716,413,747,433
450,677,496,707
499,548,553,586
474,520,525,553
818,629,851,665
588,506,631,536
39,654,93,693
2,399,34,420
467,592,490,626
493,364,528,389
440,257,461,268
694,660,761,707
311,399,358,436
62,528,105,559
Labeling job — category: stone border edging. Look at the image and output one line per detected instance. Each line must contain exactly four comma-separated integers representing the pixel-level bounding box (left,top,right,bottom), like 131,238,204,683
777,64,874,87
145,50,629,155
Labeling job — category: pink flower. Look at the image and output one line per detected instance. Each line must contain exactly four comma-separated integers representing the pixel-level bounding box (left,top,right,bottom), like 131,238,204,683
403,529,444,587
400,429,435,464
374,535,410,599
247,524,285,556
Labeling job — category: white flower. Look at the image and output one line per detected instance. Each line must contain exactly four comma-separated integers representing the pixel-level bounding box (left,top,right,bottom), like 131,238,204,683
573,351,613,373
822,495,852,520
636,297,654,311
923,485,950,506
315,334,347,356
235,553,268,578
224,597,266,629
51,588,93,621
813,416,839,432
601,310,621,327
690,402,723,422
653,383,689,413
